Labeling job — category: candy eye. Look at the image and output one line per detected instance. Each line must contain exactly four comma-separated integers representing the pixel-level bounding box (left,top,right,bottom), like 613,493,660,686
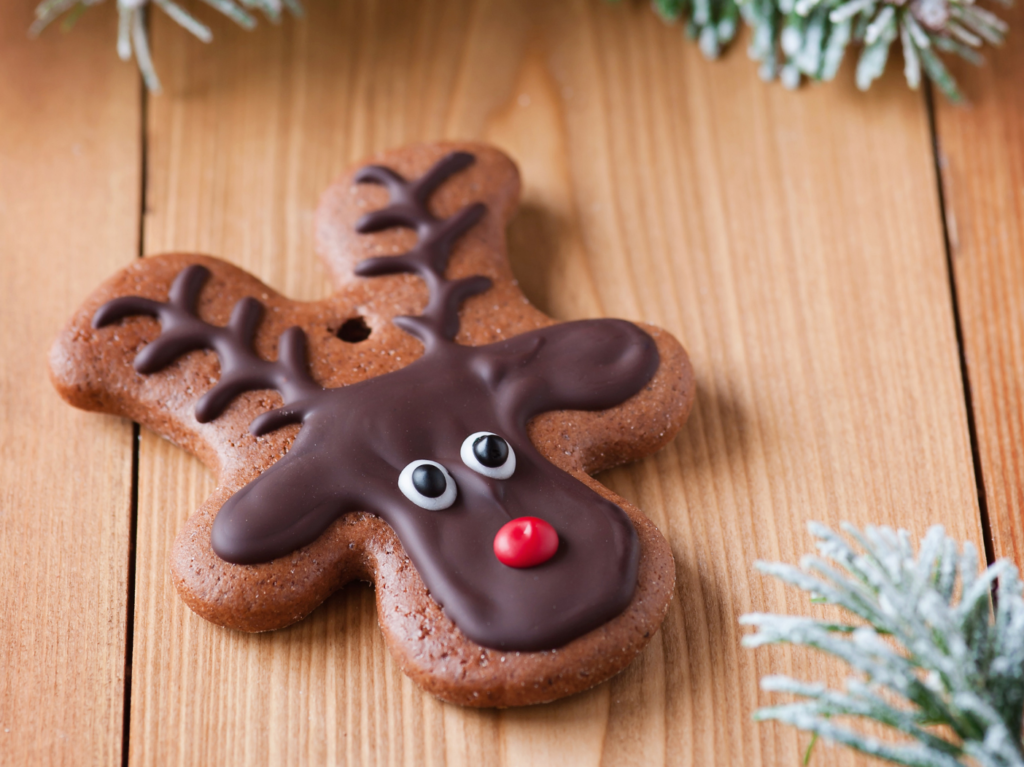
398,460,457,510
460,432,516,479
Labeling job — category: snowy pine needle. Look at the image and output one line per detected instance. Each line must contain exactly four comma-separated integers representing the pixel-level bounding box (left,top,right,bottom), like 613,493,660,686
29,0,304,92
741,523,1024,766
644,0,1010,101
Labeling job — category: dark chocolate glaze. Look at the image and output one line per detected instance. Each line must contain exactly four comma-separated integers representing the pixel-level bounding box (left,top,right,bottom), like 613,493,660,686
93,152,661,651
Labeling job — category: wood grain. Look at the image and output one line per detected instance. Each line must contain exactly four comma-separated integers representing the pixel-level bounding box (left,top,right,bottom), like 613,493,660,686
125,1,984,765
934,8,1024,567
0,5,140,766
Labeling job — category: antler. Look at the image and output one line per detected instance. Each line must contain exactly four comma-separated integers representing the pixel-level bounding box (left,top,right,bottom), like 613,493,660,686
90,153,488,436
93,264,323,433
353,151,492,348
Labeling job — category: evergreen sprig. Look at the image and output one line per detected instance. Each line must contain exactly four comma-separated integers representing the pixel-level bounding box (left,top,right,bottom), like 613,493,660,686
648,0,1010,101
30,0,1010,100
741,522,1024,767
29,0,304,92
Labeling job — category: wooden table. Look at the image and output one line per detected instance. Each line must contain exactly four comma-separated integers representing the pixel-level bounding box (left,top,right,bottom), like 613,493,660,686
2,1,1021,765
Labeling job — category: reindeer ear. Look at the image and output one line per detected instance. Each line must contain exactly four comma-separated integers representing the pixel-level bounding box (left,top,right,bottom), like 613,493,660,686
211,443,351,565
487,319,661,421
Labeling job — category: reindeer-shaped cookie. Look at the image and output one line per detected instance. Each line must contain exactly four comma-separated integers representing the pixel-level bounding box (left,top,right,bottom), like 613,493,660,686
50,143,694,707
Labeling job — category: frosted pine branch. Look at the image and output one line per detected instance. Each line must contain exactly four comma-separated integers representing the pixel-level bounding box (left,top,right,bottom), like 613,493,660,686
645,0,1009,101
741,523,1024,767
29,0,304,92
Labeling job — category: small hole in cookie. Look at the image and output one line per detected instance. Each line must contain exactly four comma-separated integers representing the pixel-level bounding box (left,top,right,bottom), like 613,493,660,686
337,317,371,343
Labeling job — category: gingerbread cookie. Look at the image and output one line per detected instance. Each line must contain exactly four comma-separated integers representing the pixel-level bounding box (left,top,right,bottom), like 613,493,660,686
49,142,695,707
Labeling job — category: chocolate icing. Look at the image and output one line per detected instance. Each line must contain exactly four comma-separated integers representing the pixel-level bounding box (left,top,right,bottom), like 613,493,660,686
93,152,661,651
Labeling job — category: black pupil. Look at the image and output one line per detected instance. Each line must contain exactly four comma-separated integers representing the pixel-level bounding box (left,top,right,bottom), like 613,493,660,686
473,435,509,468
412,464,447,498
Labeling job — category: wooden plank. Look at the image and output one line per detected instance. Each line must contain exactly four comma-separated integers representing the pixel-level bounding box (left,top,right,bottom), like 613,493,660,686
0,6,140,766
933,8,1024,566
131,1,983,765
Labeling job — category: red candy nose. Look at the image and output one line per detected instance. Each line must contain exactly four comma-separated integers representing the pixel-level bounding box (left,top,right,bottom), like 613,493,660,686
493,517,559,568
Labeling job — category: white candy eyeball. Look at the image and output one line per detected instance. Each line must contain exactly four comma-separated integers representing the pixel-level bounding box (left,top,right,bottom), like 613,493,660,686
398,460,457,510
460,432,516,480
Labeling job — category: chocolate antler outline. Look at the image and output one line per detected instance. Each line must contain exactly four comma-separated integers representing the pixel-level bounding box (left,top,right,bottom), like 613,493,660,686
91,151,487,435
92,264,323,426
354,151,492,349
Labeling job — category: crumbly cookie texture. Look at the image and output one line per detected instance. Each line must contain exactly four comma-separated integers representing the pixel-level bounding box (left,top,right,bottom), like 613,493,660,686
49,142,695,707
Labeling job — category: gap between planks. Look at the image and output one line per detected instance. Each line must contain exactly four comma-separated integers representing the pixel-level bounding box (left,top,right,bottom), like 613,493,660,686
924,82,996,567
123,56,150,767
